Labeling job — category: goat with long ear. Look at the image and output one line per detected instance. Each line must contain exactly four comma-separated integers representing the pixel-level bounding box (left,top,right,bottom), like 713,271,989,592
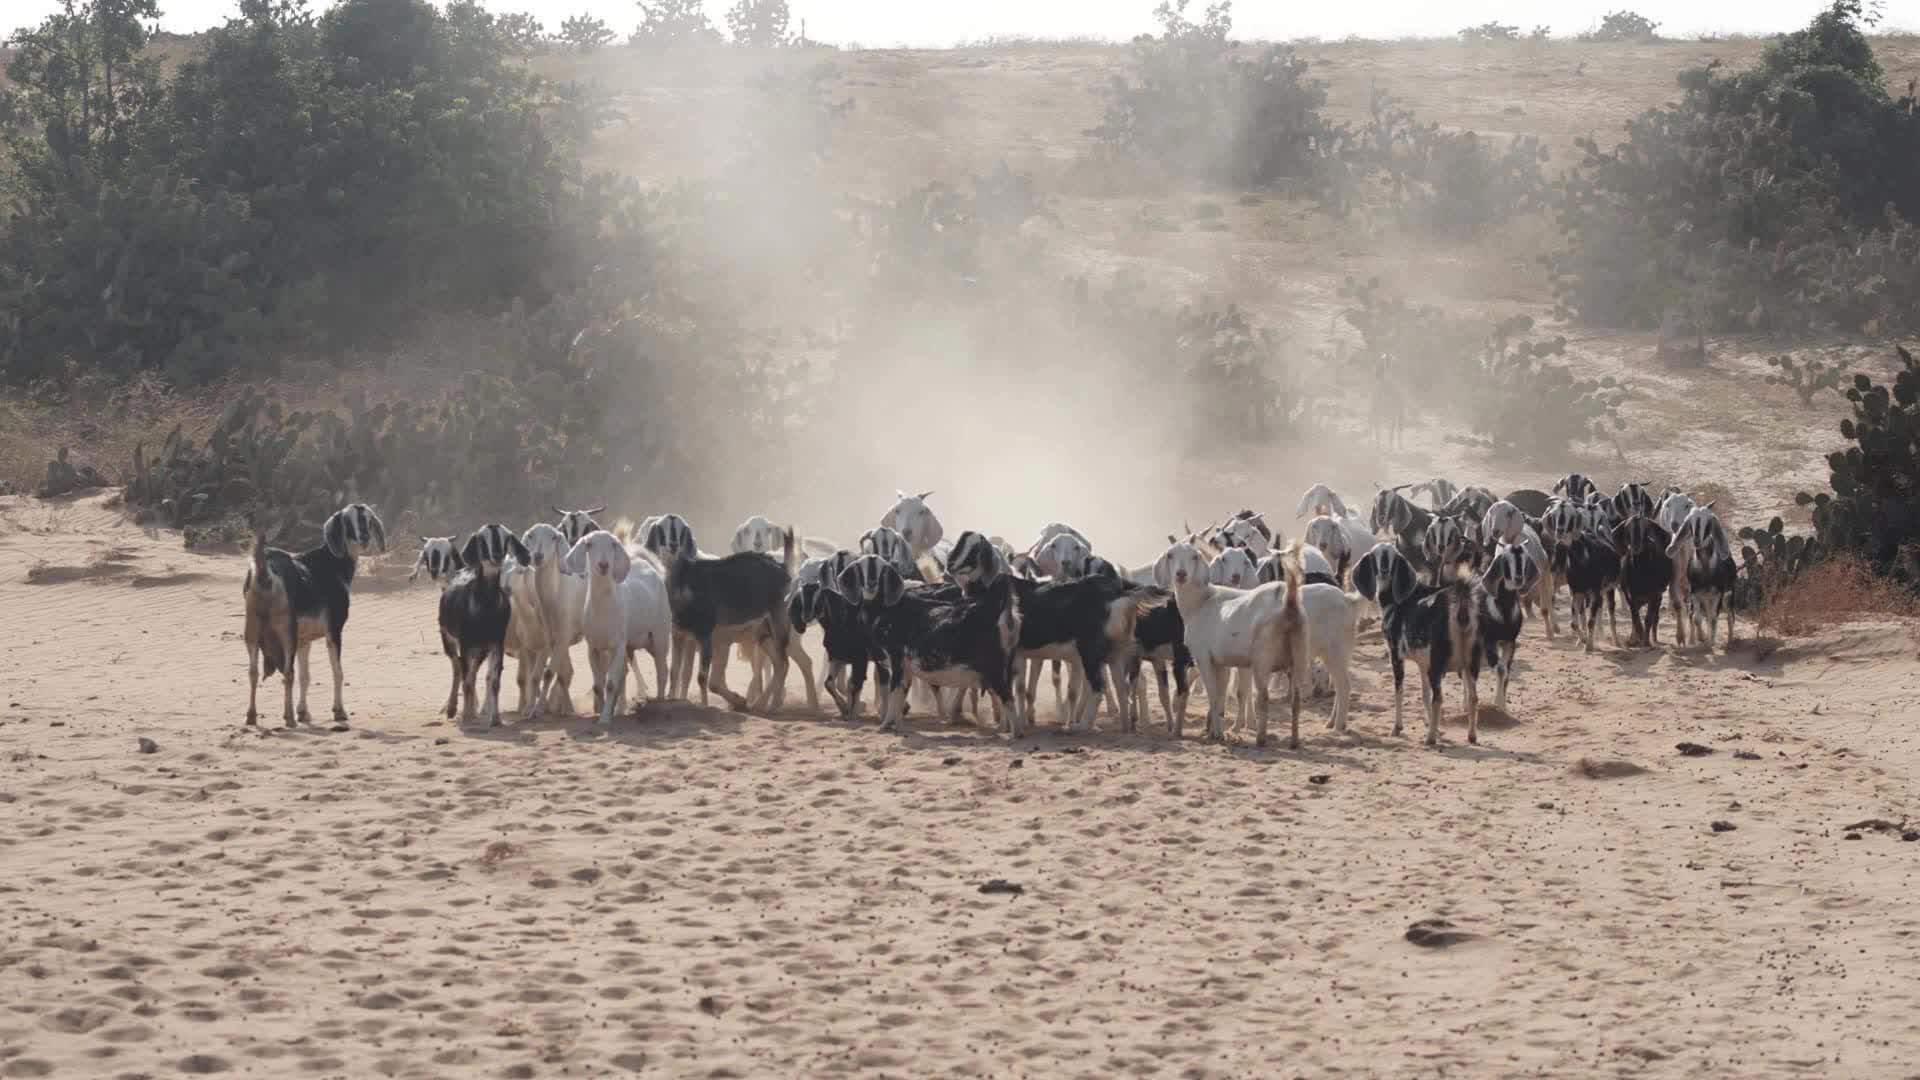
245,502,386,728
553,505,607,546
1295,483,1348,521
410,535,462,588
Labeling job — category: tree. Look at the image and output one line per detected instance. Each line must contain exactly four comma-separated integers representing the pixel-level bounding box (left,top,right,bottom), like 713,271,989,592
558,13,614,51
633,0,719,45
1,0,162,196
725,0,791,46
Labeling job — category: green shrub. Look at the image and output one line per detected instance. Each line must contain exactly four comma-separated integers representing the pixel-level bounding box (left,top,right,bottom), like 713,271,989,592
1578,10,1660,42
1458,22,1520,43
1794,345,1920,585
1764,354,1852,406
1548,2,1920,334
725,0,792,46
558,13,614,51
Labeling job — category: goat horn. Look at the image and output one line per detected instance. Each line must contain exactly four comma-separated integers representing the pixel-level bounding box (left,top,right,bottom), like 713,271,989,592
917,490,934,500
585,505,606,515
551,505,568,516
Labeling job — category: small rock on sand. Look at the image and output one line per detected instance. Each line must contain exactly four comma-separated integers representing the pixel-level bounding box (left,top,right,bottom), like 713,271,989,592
136,737,158,754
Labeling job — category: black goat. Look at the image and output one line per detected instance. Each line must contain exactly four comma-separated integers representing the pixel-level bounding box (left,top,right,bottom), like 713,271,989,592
1612,515,1673,647
1009,574,1149,734
840,555,1023,736
1125,586,1193,736
1555,532,1622,653
789,579,884,722
243,502,386,727
436,524,532,728
1476,543,1539,710
1353,544,1483,746
666,534,795,712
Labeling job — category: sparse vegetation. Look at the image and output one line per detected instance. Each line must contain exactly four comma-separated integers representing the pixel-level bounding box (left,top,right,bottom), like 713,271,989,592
725,0,792,47
1549,1,1920,334
1578,10,1661,43
559,12,615,51
1754,552,1918,636
1764,354,1853,406
1457,22,1520,44
1794,345,1920,585
631,0,719,46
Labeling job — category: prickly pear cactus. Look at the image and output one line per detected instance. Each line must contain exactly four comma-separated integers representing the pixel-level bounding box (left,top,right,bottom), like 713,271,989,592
1794,345,1920,585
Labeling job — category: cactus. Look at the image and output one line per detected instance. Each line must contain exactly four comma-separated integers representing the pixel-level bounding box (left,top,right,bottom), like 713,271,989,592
1764,354,1851,406
1790,344,1920,586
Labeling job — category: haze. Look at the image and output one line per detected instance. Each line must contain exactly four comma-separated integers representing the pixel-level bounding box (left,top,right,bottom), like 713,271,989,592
10,0,1912,42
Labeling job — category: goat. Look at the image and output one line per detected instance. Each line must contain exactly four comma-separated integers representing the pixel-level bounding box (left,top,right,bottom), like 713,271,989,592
731,515,792,556
1475,543,1540,711
1159,541,1309,748
1302,514,1355,582
1420,514,1472,583
1256,542,1337,587
499,553,553,723
1003,574,1148,733
1412,478,1459,510
1352,543,1482,747
1552,473,1599,502
1294,483,1349,521
1209,545,1257,588
1612,515,1672,647
861,525,922,579
880,490,944,559
1557,531,1622,653
1124,585,1193,735
1516,523,1557,639
1656,490,1698,645
1612,481,1658,523
1030,530,1095,580
553,505,606,546
567,530,672,726
1503,488,1553,518
664,533,795,712
437,524,530,728
409,536,461,588
840,555,1023,735
1203,510,1276,559
1481,499,1527,547
790,576,882,721
244,503,387,727
1670,504,1737,650
1370,486,1434,575
521,523,592,714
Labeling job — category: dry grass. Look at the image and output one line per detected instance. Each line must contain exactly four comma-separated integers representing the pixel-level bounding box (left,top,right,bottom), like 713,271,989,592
1755,554,1920,638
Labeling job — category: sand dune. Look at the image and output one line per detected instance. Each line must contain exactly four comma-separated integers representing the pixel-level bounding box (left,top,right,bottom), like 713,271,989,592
3,493,1920,1077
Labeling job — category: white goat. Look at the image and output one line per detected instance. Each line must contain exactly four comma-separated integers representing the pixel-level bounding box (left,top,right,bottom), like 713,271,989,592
567,530,672,727
1294,483,1349,521
499,556,553,721
880,490,944,559
1160,541,1309,748
521,523,589,714
1657,490,1697,645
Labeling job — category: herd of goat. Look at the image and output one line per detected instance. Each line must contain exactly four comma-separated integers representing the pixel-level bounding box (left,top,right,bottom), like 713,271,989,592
239,473,1738,750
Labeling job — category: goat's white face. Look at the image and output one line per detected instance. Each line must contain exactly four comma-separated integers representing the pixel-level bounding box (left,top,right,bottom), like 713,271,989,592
1657,492,1695,537
1482,500,1525,547
324,503,387,558
1303,516,1347,563
1160,542,1209,588
731,515,786,555
1295,483,1347,521
566,530,631,584
1037,532,1093,580
1209,546,1255,588
881,491,942,555
410,536,460,585
521,523,567,571
553,506,606,547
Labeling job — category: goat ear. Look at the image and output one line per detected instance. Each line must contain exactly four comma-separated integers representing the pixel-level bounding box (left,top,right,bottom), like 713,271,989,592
1329,491,1348,518
1351,554,1378,603
365,508,387,554
507,535,531,568
611,544,631,583
563,539,589,576
460,532,484,569
1390,555,1418,606
880,564,906,607
323,511,348,557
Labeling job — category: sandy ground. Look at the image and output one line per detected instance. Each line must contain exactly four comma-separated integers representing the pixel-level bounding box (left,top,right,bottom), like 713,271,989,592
5,493,1920,1078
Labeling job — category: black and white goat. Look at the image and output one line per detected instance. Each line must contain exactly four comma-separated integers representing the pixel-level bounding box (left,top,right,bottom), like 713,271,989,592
839,554,1023,736
243,503,387,727
1007,572,1147,733
1370,486,1434,577
1557,530,1622,653
1125,586,1193,735
1352,543,1482,746
437,524,531,728
789,572,882,722
664,531,796,712
1475,543,1539,711
1419,513,1473,583
1669,504,1737,650
409,536,461,588
1612,481,1658,523
860,525,923,580
1656,490,1697,645
1553,473,1599,503
554,505,606,546
1613,514,1673,648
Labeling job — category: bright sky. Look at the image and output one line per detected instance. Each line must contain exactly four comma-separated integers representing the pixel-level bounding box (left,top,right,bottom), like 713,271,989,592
7,0,1913,45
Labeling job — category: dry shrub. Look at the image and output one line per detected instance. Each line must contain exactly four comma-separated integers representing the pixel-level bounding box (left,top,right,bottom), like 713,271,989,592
1755,553,1920,637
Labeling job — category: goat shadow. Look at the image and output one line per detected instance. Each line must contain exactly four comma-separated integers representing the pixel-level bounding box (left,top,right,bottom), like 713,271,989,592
453,698,746,747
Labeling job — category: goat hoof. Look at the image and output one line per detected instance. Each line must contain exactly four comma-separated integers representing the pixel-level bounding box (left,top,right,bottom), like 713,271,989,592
245,710,258,726
333,707,349,724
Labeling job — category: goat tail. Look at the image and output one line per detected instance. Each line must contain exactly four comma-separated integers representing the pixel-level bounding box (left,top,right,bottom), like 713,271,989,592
1281,558,1305,634
611,516,637,544
250,525,272,589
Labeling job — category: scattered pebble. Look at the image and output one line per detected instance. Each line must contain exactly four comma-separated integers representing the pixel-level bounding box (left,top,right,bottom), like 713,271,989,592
1676,742,1713,757
1903,832,1919,842
1733,750,1762,760
697,995,728,1017
978,879,1024,896
434,737,450,746
941,755,962,766
1537,801,1555,810
1711,820,1737,833
135,737,158,754
1008,759,1023,769
1844,833,1863,841
1308,774,1330,785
